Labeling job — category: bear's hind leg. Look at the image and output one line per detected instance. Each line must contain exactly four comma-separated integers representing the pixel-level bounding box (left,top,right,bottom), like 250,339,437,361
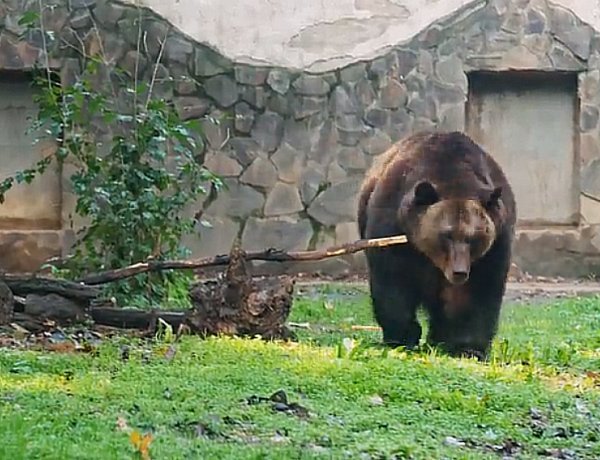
368,269,422,349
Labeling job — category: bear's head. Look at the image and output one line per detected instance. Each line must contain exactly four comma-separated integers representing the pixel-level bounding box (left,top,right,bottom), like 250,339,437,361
401,181,503,285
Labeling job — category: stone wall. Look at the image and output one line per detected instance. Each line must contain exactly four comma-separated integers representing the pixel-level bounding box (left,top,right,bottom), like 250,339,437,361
1,0,600,277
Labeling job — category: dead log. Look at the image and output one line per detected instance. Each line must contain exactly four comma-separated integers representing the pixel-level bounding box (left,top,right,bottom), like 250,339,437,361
79,235,408,285
0,274,100,301
24,294,88,324
184,237,296,340
90,307,185,330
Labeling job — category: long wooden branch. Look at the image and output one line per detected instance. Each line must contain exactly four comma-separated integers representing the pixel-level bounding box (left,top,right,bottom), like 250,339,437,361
79,235,408,285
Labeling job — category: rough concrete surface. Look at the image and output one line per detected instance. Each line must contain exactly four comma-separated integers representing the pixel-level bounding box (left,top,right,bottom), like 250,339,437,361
121,0,600,72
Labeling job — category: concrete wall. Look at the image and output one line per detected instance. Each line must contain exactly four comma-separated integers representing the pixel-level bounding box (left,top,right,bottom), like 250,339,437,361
121,0,600,71
2,0,600,277
466,72,580,225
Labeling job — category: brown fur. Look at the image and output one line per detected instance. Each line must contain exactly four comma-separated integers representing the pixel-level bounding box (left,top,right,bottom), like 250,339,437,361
440,284,471,318
357,130,516,360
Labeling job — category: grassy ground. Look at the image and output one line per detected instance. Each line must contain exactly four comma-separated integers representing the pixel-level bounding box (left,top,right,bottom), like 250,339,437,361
0,284,599,459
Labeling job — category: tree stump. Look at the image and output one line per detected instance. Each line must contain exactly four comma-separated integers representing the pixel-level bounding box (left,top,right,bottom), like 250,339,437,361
185,238,295,340
0,280,14,325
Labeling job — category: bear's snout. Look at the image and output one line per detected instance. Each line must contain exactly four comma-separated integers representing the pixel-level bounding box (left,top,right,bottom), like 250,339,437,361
447,242,470,285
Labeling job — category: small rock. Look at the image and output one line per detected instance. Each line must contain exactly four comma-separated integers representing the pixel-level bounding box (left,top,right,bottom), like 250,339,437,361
203,151,243,177
267,92,293,116
164,34,194,64
436,54,467,92
71,0,96,7
270,432,289,443
144,20,170,57
228,137,261,167
264,182,304,216
418,25,444,48
292,75,331,96
0,34,24,69
580,105,599,132
443,436,466,447
330,85,359,115
550,6,593,60
300,162,326,205
240,155,278,188
119,50,147,79
102,34,127,64
93,1,126,25
193,46,232,77
340,62,367,83
269,390,288,404
526,9,546,34
235,65,269,85
396,49,418,77
335,222,359,244
242,216,313,251
548,44,584,71
369,53,399,80
201,111,232,149
336,114,365,146
70,9,92,29
368,395,384,406
360,129,392,156
234,102,255,133
240,85,268,109
271,142,305,183
204,75,238,108
418,50,434,75
251,111,284,153
174,97,211,121
438,104,465,132
190,215,240,257
379,78,407,109
354,79,376,107
308,179,361,226
387,111,413,142
327,161,347,184
364,106,390,128
429,80,465,105
176,76,198,95
337,147,367,171
205,179,265,218
293,96,328,119
267,69,292,94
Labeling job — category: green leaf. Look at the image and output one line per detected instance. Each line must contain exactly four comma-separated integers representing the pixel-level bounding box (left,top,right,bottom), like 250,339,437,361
17,11,40,27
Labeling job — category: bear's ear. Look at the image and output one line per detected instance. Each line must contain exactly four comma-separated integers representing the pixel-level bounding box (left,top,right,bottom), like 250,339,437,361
483,186,502,210
413,181,439,207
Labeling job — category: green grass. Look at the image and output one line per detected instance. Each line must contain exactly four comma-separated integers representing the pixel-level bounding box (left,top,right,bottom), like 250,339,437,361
1,284,599,459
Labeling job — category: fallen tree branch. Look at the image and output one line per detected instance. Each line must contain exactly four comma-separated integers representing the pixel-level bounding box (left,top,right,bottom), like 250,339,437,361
78,235,408,285
90,307,186,330
0,274,101,300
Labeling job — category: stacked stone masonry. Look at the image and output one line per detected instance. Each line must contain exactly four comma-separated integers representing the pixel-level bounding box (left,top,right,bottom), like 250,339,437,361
1,0,600,276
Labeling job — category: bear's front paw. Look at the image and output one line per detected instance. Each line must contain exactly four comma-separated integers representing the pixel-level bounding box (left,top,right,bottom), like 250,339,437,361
458,348,487,361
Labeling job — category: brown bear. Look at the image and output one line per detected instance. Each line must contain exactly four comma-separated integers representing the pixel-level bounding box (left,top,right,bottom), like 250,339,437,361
357,130,516,360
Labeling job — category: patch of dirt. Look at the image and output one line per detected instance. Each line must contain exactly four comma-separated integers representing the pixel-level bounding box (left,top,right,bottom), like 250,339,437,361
293,262,600,305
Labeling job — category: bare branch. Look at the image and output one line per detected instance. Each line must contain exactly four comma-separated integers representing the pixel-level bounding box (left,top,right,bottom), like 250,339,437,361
78,234,408,285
